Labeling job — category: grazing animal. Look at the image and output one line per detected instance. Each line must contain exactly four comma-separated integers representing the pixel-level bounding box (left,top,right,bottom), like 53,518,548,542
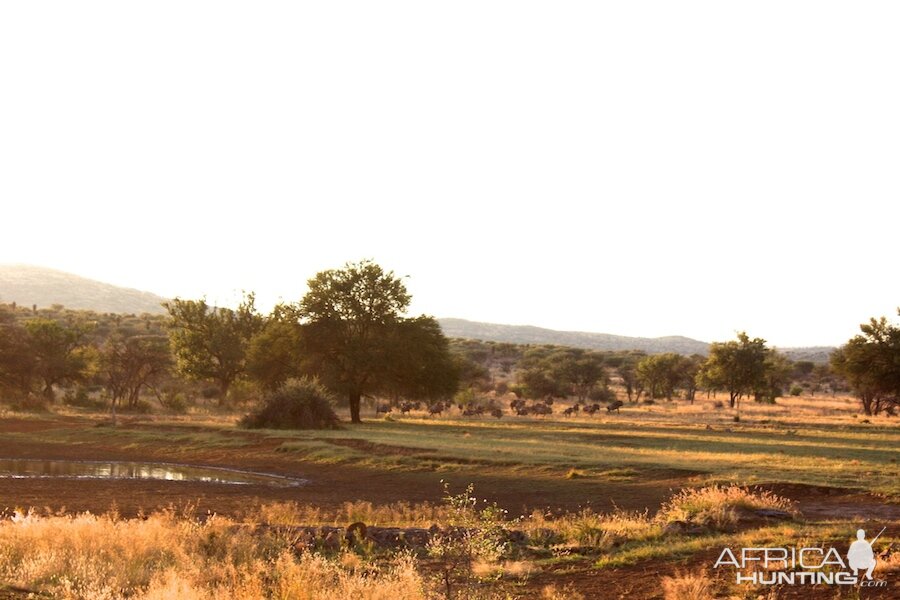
489,407,503,419
376,403,392,415
428,402,445,417
462,405,485,417
583,404,601,416
562,406,576,417
607,400,624,413
399,401,421,414
530,402,552,416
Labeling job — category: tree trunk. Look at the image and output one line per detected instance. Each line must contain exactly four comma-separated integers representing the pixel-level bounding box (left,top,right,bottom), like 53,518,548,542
219,379,231,406
349,390,362,424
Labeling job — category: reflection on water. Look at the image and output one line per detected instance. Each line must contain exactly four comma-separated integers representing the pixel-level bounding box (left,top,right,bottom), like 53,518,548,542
0,459,305,487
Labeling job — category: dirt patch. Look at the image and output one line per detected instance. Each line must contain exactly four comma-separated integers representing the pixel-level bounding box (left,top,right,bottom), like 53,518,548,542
0,417,84,433
762,482,900,521
317,438,436,456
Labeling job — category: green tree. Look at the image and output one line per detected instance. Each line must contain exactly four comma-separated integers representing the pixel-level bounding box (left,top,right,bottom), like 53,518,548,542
559,349,607,402
164,293,262,403
617,355,643,402
100,334,172,416
753,351,792,403
830,312,900,415
680,354,705,403
517,348,607,402
636,353,684,400
381,316,460,402
246,304,305,391
699,332,770,411
298,260,457,423
0,315,37,398
24,319,92,400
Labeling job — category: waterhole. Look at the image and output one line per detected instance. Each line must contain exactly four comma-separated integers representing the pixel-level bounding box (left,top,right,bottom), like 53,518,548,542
0,459,305,487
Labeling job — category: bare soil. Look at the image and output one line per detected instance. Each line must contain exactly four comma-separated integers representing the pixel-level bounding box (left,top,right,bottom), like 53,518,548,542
0,417,682,517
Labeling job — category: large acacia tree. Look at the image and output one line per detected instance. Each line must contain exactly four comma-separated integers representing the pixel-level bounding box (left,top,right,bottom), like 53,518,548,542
831,312,900,415
698,332,770,410
164,293,262,402
298,260,458,423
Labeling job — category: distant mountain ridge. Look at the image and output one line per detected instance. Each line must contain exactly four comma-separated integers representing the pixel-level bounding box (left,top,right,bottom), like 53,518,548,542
437,318,711,355
437,318,835,362
0,264,168,315
0,265,835,361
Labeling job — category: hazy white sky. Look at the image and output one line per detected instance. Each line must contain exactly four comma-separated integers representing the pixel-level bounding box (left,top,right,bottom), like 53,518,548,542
1,2,898,347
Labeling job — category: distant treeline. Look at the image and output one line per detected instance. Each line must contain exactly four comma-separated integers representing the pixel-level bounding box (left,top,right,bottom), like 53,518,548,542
1,262,897,419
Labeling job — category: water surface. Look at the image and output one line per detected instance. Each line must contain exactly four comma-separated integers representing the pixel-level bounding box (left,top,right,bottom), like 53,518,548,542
0,458,305,487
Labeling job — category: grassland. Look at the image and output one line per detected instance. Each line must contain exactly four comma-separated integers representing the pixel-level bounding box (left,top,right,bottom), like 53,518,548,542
6,394,897,499
0,394,898,598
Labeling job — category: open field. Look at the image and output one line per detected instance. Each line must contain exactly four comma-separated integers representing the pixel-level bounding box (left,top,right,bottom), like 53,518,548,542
0,394,898,598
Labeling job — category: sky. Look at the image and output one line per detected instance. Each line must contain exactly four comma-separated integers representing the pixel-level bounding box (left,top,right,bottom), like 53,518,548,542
1,2,898,348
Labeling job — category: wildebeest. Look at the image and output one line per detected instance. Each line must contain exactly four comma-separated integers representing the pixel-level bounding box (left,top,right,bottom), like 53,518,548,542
428,401,445,417
462,405,485,417
607,400,624,413
376,403,392,415
583,403,601,416
399,401,421,414
530,402,552,416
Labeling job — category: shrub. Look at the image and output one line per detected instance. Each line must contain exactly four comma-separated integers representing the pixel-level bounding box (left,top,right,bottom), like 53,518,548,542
159,392,189,414
657,485,794,529
62,387,105,409
427,483,511,599
240,378,340,430
789,386,803,396
588,387,615,403
661,571,716,600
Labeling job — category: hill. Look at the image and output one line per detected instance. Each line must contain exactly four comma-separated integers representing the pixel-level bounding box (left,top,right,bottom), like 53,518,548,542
437,318,835,362
0,264,168,315
437,318,711,355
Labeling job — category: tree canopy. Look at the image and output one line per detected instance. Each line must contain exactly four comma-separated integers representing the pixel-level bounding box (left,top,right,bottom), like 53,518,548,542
831,312,900,415
698,332,771,410
164,293,262,402
297,260,458,423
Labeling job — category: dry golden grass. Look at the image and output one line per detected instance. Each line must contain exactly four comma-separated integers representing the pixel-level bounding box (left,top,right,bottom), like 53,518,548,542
540,583,585,600
657,484,795,528
660,570,716,600
252,500,450,528
0,509,426,600
874,545,900,575
524,508,660,549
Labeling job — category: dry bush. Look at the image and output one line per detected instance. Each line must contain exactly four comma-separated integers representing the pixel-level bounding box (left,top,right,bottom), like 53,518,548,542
540,584,585,599
657,485,795,529
523,508,659,549
661,570,716,600
0,509,426,600
251,500,449,528
874,543,899,575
